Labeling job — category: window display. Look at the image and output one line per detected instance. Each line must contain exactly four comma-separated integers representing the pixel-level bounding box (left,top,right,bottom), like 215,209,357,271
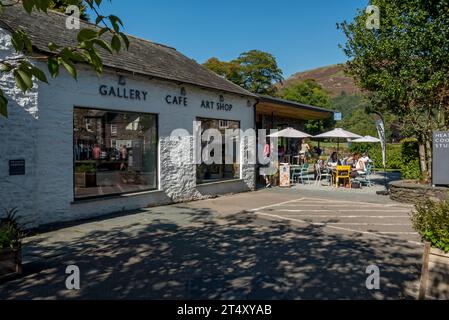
196,117,240,184
73,107,158,199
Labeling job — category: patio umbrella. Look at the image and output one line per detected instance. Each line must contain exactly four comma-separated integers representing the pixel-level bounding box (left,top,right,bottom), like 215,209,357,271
268,127,311,138
350,135,381,143
313,128,362,155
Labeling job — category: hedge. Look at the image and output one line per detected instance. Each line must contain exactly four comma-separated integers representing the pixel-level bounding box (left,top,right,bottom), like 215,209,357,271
411,199,449,253
349,138,421,179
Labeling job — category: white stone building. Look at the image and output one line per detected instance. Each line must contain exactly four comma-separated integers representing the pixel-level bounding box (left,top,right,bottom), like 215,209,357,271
0,6,257,228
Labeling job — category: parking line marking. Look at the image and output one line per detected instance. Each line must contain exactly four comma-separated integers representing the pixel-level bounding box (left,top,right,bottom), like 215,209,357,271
281,215,409,218
274,209,410,213
326,223,412,226
248,198,305,212
253,211,422,246
298,197,413,208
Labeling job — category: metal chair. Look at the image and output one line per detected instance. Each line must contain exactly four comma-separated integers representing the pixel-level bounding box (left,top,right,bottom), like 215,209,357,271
297,163,310,185
290,166,302,184
315,164,332,186
358,163,374,187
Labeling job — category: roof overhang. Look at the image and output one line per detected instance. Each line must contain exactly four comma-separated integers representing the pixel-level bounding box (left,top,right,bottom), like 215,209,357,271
256,95,334,121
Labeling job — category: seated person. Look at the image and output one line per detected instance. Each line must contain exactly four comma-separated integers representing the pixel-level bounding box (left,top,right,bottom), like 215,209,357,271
360,153,372,166
355,157,367,173
327,152,340,167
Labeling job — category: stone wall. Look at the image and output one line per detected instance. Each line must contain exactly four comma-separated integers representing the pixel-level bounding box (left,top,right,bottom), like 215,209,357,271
0,28,40,227
389,180,449,204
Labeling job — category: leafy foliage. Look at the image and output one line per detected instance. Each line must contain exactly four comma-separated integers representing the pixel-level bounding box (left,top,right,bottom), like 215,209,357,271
49,0,90,21
412,199,449,253
279,79,333,135
0,0,129,117
0,208,25,250
203,50,283,95
349,139,421,178
339,0,449,180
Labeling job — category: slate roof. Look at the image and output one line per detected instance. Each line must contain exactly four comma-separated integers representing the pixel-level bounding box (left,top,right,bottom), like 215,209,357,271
0,4,255,97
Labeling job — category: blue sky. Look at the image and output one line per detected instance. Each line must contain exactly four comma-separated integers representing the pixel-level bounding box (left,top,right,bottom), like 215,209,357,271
88,0,368,78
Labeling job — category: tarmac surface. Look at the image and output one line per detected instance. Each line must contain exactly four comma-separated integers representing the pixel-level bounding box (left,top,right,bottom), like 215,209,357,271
0,187,423,300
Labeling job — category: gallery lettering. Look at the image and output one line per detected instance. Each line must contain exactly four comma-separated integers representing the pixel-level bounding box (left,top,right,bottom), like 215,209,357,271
99,85,148,101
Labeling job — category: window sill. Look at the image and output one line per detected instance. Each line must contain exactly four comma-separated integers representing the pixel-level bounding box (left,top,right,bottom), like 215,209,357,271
196,178,244,187
71,189,163,204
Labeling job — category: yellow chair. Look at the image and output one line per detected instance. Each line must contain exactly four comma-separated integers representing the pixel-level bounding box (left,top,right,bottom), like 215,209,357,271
335,165,351,188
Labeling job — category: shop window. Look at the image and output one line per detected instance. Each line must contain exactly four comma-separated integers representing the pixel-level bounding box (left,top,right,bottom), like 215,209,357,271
73,107,158,199
197,117,240,184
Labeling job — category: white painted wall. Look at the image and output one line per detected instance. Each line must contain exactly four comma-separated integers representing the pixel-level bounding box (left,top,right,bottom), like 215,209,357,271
0,28,256,228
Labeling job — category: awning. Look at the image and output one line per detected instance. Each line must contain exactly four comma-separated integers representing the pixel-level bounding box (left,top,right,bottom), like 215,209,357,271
256,95,334,121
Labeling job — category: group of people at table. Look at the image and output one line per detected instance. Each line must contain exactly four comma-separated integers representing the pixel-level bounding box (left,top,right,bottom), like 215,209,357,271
260,139,373,188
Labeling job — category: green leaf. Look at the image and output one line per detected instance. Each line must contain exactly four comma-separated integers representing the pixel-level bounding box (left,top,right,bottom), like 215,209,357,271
93,39,113,54
13,70,31,92
48,42,61,52
111,34,121,53
22,0,34,14
11,31,24,52
61,59,77,80
0,63,13,72
0,90,8,117
120,32,130,50
77,29,98,43
47,57,59,78
31,66,48,83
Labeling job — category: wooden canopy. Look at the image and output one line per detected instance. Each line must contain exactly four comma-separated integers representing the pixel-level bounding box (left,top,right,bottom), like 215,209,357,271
256,95,334,121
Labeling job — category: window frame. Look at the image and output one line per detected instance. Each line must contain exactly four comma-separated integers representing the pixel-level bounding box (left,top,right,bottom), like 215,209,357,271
196,116,242,185
73,106,159,201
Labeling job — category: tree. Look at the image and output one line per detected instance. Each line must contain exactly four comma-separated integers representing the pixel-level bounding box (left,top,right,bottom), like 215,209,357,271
280,79,333,135
49,0,90,21
339,0,449,181
203,50,283,95
0,0,129,117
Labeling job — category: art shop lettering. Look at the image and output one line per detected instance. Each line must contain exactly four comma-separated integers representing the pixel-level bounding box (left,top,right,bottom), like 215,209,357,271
201,100,233,112
99,85,148,101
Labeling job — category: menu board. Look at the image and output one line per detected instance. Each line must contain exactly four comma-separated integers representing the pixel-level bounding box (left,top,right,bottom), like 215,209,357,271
279,163,291,188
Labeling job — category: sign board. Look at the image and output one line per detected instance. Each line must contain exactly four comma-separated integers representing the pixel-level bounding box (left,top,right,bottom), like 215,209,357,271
376,119,386,168
279,163,291,188
433,131,449,185
334,112,342,121
9,159,25,176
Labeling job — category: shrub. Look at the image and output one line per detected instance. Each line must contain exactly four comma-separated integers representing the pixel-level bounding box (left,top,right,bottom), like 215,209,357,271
0,208,24,250
368,144,402,169
411,199,449,253
401,159,421,180
400,138,421,180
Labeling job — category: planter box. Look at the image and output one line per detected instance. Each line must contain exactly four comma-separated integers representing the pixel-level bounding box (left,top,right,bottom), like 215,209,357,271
75,172,97,188
418,243,449,299
0,247,22,281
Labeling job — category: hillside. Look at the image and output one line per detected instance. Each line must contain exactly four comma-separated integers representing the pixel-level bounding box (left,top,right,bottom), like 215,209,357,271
282,64,362,98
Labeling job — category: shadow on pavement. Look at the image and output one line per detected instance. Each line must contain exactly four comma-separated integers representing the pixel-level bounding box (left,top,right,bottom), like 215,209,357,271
0,206,422,300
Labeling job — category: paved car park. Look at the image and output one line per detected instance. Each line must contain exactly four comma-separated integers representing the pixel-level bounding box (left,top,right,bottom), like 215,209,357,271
247,196,420,244
0,188,423,300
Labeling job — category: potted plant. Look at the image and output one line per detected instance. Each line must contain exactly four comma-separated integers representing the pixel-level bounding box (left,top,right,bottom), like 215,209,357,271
411,199,449,299
74,163,97,188
0,209,24,281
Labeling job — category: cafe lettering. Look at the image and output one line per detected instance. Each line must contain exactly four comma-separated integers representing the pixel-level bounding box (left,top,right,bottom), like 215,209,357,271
99,85,148,101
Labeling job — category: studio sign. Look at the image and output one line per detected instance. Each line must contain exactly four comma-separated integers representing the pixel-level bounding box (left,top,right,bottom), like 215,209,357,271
99,85,148,101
